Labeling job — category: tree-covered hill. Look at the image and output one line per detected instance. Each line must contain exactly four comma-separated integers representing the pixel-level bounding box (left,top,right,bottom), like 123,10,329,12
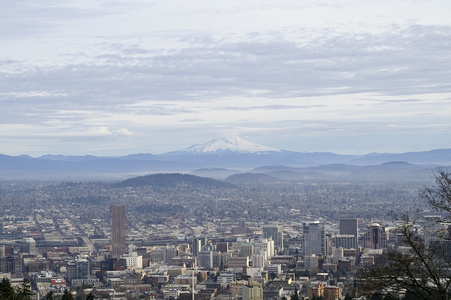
115,173,236,189
225,173,282,184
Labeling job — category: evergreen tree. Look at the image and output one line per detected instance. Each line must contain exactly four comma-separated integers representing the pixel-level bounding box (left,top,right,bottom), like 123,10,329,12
62,289,74,300
45,290,56,300
344,294,353,300
0,278,33,300
290,287,299,300
0,278,15,300
17,280,33,299
383,293,397,300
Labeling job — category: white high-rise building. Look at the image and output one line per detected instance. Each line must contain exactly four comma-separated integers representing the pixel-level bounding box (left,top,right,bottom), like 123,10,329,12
254,238,274,260
262,225,283,250
251,254,265,268
303,221,326,256
21,237,36,253
122,244,143,269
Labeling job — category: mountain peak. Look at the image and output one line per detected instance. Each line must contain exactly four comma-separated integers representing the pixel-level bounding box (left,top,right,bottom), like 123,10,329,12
181,137,280,154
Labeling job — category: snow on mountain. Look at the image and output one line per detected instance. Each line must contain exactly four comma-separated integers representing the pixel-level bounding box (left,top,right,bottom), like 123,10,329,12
38,154,68,160
180,137,280,154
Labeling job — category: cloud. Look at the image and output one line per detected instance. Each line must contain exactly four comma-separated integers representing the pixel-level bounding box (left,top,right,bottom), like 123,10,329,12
85,127,112,136
0,91,68,99
3,25,451,108
115,128,134,136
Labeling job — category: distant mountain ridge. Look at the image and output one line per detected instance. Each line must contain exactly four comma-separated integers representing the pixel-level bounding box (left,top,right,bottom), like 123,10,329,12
0,137,450,181
38,154,108,161
350,149,451,165
221,161,444,184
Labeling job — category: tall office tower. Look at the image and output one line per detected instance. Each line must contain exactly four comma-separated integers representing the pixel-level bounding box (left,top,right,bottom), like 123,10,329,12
254,238,275,260
67,255,92,282
213,252,225,269
423,215,445,247
364,223,387,249
262,225,283,249
111,205,126,258
0,256,21,275
239,243,254,257
192,237,206,257
20,237,36,253
75,256,91,280
164,245,178,264
198,249,213,268
216,241,229,253
339,218,358,237
251,254,265,268
302,221,326,256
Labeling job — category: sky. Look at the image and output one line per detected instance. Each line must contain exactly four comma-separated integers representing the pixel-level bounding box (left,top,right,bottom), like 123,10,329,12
2,0,451,156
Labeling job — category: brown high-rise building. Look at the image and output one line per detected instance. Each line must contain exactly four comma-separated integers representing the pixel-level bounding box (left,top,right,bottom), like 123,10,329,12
111,205,126,258
216,242,229,253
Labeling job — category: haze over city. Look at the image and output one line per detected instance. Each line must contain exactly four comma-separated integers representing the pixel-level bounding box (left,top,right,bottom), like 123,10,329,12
2,1,451,157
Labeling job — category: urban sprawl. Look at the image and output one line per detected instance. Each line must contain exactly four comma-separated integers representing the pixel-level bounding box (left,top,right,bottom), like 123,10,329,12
0,178,444,299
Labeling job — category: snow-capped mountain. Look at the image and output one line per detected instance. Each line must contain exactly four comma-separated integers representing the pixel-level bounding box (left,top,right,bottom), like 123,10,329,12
179,137,280,154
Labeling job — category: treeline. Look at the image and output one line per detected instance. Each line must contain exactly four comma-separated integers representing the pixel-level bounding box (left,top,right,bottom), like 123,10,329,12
57,196,110,204
115,173,236,189
134,203,184,213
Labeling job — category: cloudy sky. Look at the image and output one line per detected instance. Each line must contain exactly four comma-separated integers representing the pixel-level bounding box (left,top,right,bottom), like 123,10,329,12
2,1,451,156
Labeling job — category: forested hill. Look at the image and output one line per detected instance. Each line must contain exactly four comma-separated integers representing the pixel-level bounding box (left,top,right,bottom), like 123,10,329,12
115,173,236,189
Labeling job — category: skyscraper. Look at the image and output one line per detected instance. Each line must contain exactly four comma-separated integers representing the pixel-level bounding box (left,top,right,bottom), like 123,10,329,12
303,221,326,256
216,241,229,253
262,225,283,250
364,222,387,249
192,237,206,257
239,243,254,257
111,205,126,258
423,215,445,247
198,249,213,268
164,245,178,264
339,218,358,237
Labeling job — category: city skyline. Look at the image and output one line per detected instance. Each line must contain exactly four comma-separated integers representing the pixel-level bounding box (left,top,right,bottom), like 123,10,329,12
2,1,451,157
0,163,449,298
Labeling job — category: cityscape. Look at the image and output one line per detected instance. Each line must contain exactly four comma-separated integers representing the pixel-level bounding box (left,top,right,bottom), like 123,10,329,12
0,167,448,299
